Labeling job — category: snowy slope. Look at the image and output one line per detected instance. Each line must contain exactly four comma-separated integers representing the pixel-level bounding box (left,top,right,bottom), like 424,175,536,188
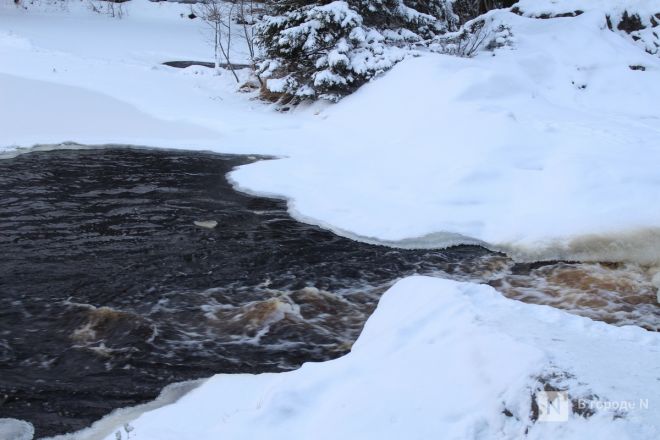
0,0,300,153
229,7,660,264
3,0,659,264
81,277,659,440
0,72,222,148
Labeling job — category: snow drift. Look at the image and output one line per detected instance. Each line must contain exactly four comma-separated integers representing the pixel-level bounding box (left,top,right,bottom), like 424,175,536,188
229,2,660,265
87,277,660,440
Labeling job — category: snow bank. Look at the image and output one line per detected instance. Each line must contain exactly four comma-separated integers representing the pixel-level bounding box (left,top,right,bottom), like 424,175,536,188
513,0,659,16
3,3,660,439
2,0,660,264
0,73,222,150
512,0,660,57
230,5,660,264
0,0,296,155
0,419,34,440
47,380,204,440
87,276,660,440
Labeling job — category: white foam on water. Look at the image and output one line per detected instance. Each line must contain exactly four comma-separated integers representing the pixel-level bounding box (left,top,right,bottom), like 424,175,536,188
92,277,660,440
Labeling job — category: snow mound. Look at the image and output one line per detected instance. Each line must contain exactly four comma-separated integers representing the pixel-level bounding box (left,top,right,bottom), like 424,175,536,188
94,277,660,440
0,73,221,150
230,3,660,264
0,419,34,440
512,0,658,17
512,0,660,57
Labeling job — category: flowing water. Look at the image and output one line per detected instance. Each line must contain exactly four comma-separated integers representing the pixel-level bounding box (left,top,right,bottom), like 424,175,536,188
0,147,657,438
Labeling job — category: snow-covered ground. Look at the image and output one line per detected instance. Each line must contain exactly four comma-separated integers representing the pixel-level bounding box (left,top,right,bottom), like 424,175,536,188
2,0,660,438
65,277,659,440
2,0,660,264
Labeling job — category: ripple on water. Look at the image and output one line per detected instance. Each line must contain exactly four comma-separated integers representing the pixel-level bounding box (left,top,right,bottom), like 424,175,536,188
491,261,660,330
0,146,657,438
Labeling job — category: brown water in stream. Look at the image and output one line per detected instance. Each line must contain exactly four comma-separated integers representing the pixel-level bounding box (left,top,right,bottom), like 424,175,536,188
0,147,657,438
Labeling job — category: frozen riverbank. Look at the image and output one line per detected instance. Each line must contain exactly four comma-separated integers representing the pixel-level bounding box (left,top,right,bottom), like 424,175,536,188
3,147,657,437
84,276,660,440
2,0,660,264
1,0,660,438
0,147,497,436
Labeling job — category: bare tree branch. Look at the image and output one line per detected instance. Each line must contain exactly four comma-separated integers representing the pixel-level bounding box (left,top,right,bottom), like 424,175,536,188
194,0,240,82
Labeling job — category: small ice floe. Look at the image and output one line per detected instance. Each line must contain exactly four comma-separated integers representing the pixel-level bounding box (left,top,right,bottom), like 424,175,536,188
194,220,218,229
0,418,34,440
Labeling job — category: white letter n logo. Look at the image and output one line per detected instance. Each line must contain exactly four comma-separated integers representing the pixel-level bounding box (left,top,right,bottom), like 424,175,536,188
537,391,570,422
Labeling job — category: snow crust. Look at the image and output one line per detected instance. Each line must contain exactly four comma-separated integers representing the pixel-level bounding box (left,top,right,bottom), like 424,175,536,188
2,0,659,264
84,276,660,440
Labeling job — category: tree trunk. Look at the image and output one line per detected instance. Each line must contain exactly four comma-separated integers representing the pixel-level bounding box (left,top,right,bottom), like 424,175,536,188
214,22,221,74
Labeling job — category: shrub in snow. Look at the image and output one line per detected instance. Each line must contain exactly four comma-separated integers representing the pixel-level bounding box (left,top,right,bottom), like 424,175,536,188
606,10,660,57
430,16,513,58
255,0,457,103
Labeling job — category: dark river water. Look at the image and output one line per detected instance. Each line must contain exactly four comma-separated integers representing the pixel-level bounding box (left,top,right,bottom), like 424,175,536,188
1,147,658,438
0,147,498,437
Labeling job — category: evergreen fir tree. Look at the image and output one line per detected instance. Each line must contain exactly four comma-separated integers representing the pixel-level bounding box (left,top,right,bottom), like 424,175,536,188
256,0,455,103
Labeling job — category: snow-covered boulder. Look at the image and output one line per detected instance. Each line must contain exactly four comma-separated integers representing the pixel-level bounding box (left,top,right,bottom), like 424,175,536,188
512,0,660,57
